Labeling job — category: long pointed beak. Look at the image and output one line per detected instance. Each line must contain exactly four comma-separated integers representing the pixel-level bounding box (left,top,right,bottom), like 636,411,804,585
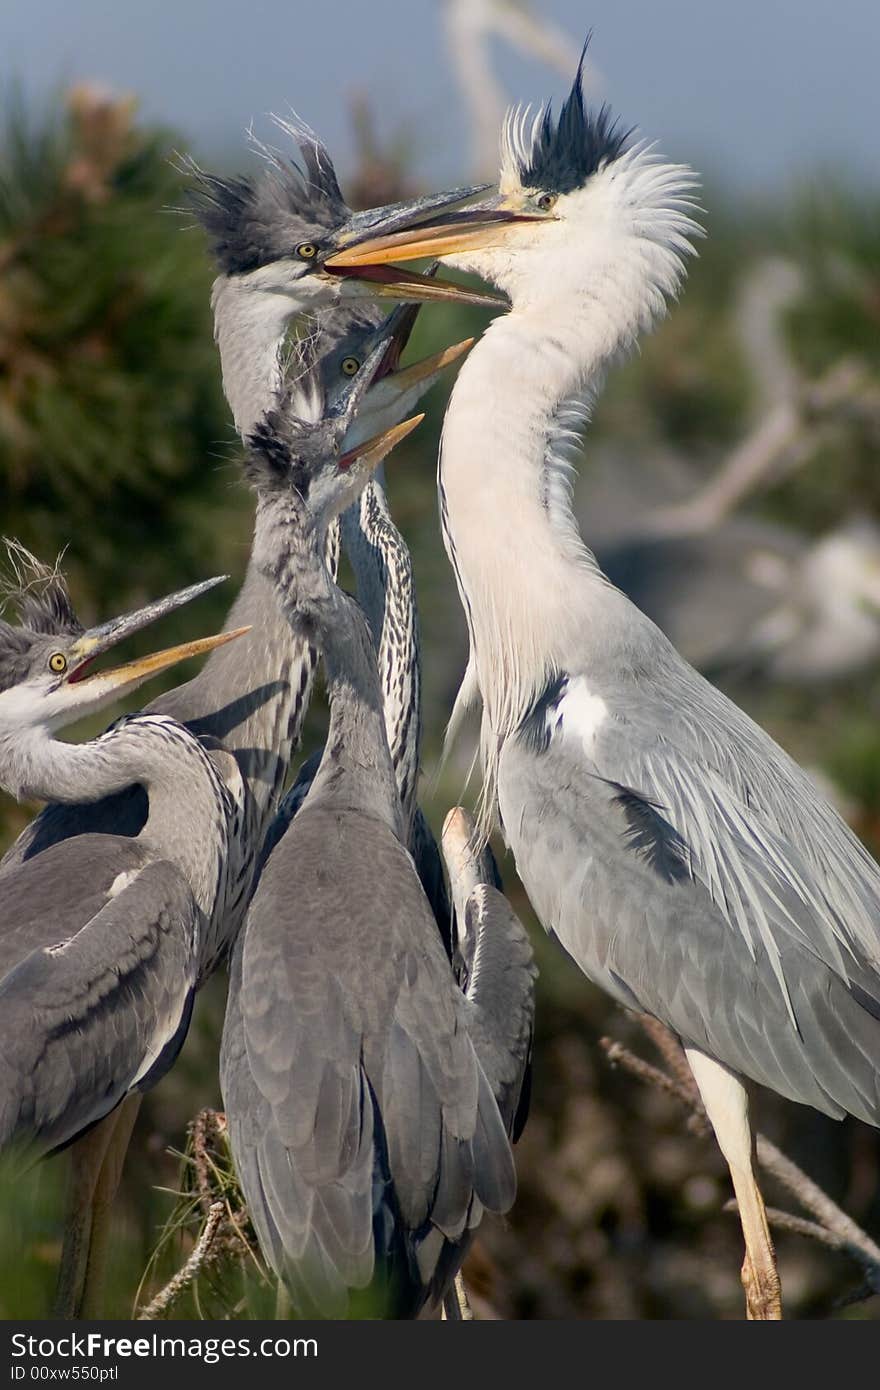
325,197,553,270
325,186,511,308
70,626,252,697
67,576,230,674
337,415,424,474
386,337,474,393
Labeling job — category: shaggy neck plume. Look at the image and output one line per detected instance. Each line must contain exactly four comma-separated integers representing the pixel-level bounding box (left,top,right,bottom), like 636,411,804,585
440,159,696,823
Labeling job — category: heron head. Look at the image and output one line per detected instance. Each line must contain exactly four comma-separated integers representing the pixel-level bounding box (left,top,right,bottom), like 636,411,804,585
290,296,473,449
186,119,505,315
325,49,701,316
246,341,423,562
0,547,247,734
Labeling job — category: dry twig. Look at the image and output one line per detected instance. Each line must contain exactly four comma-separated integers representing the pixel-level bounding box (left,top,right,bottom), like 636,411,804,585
137,1202,226,1320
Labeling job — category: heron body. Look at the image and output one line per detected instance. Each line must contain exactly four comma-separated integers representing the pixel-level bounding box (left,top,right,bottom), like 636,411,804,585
221,359,526,1317
331,54,880,1317
260,304,469,938
0,566,248,1155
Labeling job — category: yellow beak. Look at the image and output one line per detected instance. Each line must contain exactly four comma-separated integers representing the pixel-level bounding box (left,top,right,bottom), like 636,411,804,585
73,626,252,694
389,337,475,392
325,201,553,271
338,415,424,473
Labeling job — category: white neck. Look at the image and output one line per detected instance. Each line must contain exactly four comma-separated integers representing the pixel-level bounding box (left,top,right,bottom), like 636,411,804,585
211,276,291,437
440,189,693,819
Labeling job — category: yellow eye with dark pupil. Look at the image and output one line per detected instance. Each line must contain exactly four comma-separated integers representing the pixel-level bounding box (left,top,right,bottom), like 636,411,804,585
49,652,67,674
341,357,360,377
296,242,318,260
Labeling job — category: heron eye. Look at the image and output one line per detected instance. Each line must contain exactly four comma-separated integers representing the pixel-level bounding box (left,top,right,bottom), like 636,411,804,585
296,242,318,260
48,652,67,674
536,193,557,213
341,357,360,377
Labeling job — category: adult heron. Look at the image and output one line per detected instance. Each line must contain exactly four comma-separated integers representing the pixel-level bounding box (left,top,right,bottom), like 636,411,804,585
0,553,248,1314
221,349,533,1317
331,54,880,1320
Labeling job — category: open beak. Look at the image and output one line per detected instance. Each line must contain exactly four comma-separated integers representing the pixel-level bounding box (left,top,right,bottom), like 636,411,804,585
324,186,513,308
374,294,474,394
337,415,424,474
65,575,248,695
325,193,553,272
69,626,252,699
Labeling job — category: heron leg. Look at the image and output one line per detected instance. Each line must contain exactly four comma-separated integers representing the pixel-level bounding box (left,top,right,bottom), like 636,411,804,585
79,1094,142,1319
684,1048,781,1321
441,1273,473,1320
53,1112,120,1318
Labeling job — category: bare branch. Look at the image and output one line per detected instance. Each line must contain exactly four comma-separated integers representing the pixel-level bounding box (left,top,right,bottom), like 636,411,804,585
603,1017,880,1304
137,1201,226,1321
647,360,873,538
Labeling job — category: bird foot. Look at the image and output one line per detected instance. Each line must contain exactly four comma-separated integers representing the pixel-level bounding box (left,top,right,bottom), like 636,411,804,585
742,1255,782,1320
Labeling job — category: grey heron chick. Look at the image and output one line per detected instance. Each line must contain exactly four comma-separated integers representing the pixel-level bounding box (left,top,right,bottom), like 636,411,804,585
221,351,522,1318
261,299,473,944
333,50,880,1321
0,555,248,1312
184,117,505,437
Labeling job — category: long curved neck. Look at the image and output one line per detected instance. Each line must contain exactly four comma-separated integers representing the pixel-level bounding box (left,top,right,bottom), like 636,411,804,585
1,717,227,913
440,302,608,748
311,589,403,837
257,502,403,838
149,276,317,835
210,276,288,438
340,474,421,837
149,561,317,826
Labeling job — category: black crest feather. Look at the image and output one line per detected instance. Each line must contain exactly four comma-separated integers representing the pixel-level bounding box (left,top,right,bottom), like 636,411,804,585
518,40,631,195
0,542,83,692
0,542,82,638
183,121,349,275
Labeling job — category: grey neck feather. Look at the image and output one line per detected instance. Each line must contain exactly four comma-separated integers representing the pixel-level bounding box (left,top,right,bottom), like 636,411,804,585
149,560,317,827
339,469,421,837
210,276,288,438
149,276,320,838
258,503,403,840
1,717,229,915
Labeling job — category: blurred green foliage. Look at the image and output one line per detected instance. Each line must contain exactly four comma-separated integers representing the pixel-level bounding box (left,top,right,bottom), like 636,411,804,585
1,90,879,1321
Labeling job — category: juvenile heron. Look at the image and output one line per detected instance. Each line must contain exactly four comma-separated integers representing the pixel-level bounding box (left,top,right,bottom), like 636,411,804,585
6,124,502,876
261,300,472,937
221,350,532,1317
0,554,248,1314
332,52,880,1319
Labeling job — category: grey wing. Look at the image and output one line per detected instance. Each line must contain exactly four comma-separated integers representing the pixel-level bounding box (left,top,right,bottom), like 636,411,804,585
0,835,153,978
224,809,515,1317
459,882,537,1139
1,786,148,869
254,749,321,882
502,659,880,1124
0,856,199,1156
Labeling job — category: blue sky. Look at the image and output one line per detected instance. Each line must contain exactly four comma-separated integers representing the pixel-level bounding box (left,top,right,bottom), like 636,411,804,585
3,0,878,192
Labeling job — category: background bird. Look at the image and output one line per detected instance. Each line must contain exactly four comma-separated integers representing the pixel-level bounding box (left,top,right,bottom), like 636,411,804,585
221,348,531,1317
331,50,880,1319
0,550,248,1315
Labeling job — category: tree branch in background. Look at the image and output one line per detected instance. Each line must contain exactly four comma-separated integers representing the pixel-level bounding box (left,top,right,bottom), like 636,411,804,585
646,359,875,538
600,1019,880,1309
441,0,597,179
